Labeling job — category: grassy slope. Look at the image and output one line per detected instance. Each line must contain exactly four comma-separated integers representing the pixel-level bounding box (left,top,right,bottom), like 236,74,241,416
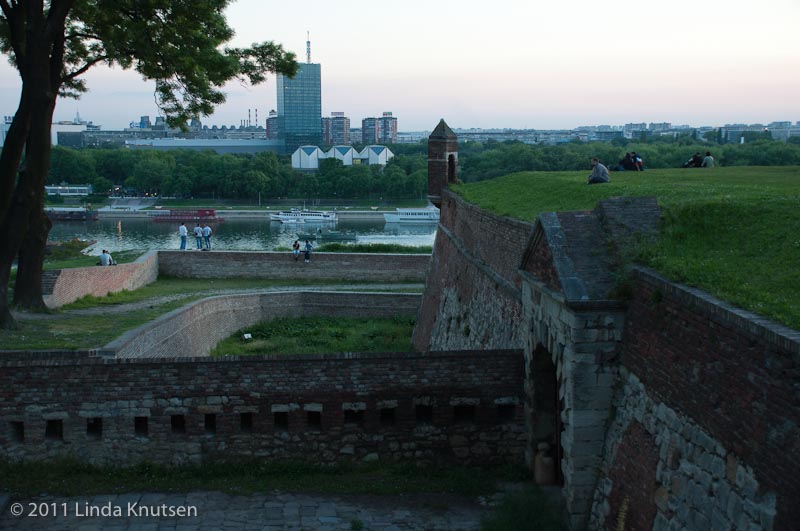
212,316,415,356
454,166,800,329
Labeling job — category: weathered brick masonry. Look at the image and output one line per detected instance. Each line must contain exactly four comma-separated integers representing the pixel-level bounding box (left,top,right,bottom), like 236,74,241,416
0,350,525,466
589,268,799,531
413,190,532,351
414,177,798,529
42,250,159,308
158,251,430,282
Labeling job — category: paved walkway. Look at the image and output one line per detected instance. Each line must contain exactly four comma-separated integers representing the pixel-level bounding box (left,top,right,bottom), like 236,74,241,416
0,490,494,530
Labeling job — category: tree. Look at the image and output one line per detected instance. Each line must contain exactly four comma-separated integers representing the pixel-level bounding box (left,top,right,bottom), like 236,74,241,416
0,0,297,329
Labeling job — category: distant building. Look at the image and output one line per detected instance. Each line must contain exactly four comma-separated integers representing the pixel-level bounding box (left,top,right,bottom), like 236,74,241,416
265,110,279,140
276,62,322,152
362,117,379,145
45,184,93,196
322,112,350,146
648,122,671,131
290,145,394,170
378,112,397,144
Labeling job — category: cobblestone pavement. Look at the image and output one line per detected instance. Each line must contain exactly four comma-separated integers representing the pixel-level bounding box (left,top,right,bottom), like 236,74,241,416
0,490,488,530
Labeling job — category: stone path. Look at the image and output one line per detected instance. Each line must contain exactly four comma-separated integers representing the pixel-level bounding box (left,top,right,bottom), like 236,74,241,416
0,490,489,530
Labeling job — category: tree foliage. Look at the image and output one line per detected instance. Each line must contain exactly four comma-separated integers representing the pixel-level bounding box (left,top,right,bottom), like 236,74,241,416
0,0,297,329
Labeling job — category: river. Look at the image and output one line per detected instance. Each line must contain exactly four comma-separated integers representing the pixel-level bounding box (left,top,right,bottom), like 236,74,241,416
47,218,437,254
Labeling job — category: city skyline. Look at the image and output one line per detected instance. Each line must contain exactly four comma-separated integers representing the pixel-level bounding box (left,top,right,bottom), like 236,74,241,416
0,0,798,131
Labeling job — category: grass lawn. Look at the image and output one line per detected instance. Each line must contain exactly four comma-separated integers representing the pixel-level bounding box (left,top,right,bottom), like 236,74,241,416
454,166,800,330
212,315,415,356
1,278,421,350
0,459,528,498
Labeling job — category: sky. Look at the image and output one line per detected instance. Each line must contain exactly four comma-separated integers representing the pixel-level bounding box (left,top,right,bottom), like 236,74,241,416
1,0,799,131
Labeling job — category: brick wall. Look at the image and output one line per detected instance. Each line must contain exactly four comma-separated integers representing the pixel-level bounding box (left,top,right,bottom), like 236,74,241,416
590,268,798,531
0,350,526,466
158,251,430,282
101,291,421,359
413,190,533,351
42,251,158,308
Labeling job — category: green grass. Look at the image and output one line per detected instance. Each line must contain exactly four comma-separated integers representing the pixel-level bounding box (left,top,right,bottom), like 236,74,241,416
60,277,349,310
0,459,526,498
454,166,800,329
212,315,416,356
317,243,432,254
0,300,191,350
481,486,567,531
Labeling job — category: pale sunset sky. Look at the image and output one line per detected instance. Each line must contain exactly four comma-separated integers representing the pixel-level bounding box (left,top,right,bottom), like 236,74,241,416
1,0,798,131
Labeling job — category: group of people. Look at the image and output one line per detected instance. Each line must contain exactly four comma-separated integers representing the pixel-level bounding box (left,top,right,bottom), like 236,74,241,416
615,152,644,172
683,151,715,168
178,222,213,250
292,240,314,263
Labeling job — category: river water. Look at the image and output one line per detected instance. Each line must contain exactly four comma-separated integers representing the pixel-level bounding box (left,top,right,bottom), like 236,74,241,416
48,218,437,254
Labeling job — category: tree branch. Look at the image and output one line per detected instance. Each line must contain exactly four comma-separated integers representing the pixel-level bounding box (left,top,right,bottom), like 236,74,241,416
63,55,109,81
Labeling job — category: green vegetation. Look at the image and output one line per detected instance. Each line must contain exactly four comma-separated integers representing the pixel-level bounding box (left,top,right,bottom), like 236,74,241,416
48,146,428,201
0,459,525,498
458,139,800,182
481,486,567,531
43,240,144,270
317,243,432,254
212,316,415,356
454,166,800,329
1,278,420,350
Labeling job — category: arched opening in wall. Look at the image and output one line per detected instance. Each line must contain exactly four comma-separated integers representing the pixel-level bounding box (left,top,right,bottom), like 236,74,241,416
447,154,457,183
531,343,563,485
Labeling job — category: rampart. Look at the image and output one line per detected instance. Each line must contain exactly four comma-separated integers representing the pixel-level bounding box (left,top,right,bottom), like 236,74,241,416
414,188,799,530
100,291,421,359
413,191,532,351
0,350,525,467
158,251,430,282
40,251,431,310
42,250,159,308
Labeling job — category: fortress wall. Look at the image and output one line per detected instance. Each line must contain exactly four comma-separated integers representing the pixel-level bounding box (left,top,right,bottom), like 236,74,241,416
0,350,525,467
101,291,421,359
42,250,159,309
590,268,800,531
412,191,533,351
157,251,430,282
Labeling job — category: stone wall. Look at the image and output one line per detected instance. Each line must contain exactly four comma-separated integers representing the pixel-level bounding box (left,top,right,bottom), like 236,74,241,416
589,268,799,531
412,190,533,351
158,251,430,282
0,350,526,467
42,251,159,308
101,291,421,359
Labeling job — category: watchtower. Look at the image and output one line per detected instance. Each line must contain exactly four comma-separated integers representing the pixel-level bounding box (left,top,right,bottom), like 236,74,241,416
427,119,458,207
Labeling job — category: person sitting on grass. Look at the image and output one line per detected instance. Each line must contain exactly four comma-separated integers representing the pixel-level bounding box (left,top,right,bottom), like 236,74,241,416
587,157,610,184
98,249,115,266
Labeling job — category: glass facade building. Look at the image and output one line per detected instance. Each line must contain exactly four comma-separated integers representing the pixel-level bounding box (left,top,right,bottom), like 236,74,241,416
277,63,322,153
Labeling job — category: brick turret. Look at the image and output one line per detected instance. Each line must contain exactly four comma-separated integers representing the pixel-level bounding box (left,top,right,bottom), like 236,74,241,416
427,119,458,207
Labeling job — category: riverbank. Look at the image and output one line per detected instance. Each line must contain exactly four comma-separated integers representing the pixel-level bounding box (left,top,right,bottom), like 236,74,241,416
97,208,387,221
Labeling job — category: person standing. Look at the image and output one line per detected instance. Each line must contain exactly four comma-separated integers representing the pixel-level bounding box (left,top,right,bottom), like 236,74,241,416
702,151,715,168
587,157,610,184
202,224,212,250
193,223,203,249
304,240,313,263
179,223,188,250
292,240,301,261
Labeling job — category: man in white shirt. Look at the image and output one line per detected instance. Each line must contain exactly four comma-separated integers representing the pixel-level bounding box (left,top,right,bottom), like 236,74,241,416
179,223,188,250
202,224,212,250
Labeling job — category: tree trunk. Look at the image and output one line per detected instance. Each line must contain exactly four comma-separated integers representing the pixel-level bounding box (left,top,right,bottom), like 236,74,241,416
0,170,34,329
14,207,51,310
11,86,58,312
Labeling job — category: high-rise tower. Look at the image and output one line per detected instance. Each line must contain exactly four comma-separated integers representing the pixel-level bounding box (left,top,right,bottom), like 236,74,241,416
276,32,322,153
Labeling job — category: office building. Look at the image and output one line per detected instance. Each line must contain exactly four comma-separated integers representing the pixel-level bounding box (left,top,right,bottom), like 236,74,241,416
276,37,322,153
378,112,398,144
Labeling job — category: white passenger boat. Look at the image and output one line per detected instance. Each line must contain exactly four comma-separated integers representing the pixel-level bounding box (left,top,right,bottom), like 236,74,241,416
269,208,337,223
383,205,440,223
